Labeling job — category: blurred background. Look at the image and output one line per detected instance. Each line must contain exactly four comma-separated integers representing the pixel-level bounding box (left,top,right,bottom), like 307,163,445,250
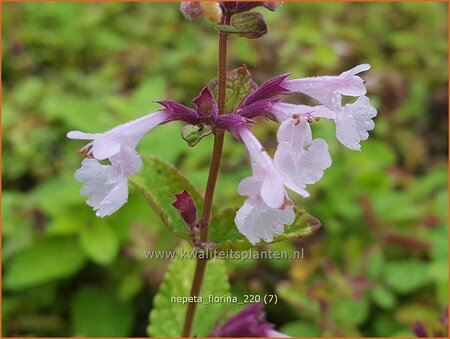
2,2,448,337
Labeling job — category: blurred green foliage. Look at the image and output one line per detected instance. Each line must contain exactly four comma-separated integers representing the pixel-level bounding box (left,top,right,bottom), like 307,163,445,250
2,2,448,337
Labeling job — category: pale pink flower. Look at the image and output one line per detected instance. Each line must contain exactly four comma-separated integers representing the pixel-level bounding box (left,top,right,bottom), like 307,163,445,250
281,65,377,150
236,126,288,209
74,158,128,217
271,102,335,122
274,117,332,197
235,196,295,245
68,110,170,217
333,94,377,150
234,126,295,244
283,64,371,108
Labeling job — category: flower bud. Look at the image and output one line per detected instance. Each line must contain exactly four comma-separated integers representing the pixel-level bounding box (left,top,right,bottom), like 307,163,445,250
263,1,283,11
199,1,223,24
180,2,202,21
172,190,197,229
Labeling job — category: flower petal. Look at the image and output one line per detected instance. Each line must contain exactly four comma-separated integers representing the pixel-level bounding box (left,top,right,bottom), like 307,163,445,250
75,158,129,217
109,144,143,176
237,126,287,208
67,131,101,140
234,197,295,245
90,110,169,160
237,176,261,197
282,64,370,108
275,119,332,197
335,96,377,150
339,63,371,77
271,102,336,122
96,178,129,217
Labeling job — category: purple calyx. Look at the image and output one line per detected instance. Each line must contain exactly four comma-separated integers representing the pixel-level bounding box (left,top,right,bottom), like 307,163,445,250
210,303,276,337
158,73,293,136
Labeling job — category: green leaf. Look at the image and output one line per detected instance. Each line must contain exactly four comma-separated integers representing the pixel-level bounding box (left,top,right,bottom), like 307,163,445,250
277,282,320,316
209,207,321,251
117,271,144,302
129,156,203,239
80,221,120,265
148,245,230,337
208,65,258,113
329,297,369,325
71,286,134,337
280,320,320,337
180,124,213,147
371,284,396,309
31,172,82,217
366,246,384,279
4,236,87,290
385,260,431,294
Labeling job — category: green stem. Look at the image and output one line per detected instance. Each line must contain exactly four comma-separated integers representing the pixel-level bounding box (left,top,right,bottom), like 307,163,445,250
181,14,229,338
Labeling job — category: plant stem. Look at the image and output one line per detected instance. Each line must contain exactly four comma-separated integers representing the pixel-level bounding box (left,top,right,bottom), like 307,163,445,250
181,15,229,338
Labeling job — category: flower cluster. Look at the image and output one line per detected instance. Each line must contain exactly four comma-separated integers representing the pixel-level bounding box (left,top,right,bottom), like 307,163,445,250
68,64,376,244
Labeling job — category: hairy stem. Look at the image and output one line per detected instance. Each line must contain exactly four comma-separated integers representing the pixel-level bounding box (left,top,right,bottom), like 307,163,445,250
181,15,229,338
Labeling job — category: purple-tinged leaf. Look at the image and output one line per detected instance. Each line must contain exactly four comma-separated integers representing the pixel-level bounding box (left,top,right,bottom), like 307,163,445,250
216,11,267,39
208,65,258,114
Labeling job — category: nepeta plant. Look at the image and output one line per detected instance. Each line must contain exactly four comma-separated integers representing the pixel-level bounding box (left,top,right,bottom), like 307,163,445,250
68,2,376,337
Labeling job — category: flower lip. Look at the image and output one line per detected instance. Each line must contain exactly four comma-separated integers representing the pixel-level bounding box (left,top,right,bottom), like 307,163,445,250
274,117,332,198
75,158,129,217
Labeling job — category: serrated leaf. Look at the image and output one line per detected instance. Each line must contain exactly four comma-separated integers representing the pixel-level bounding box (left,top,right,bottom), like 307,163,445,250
4,236,87,290
129,156,203,239
209,207,321,251
208,65,258,113
148,245,230,337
